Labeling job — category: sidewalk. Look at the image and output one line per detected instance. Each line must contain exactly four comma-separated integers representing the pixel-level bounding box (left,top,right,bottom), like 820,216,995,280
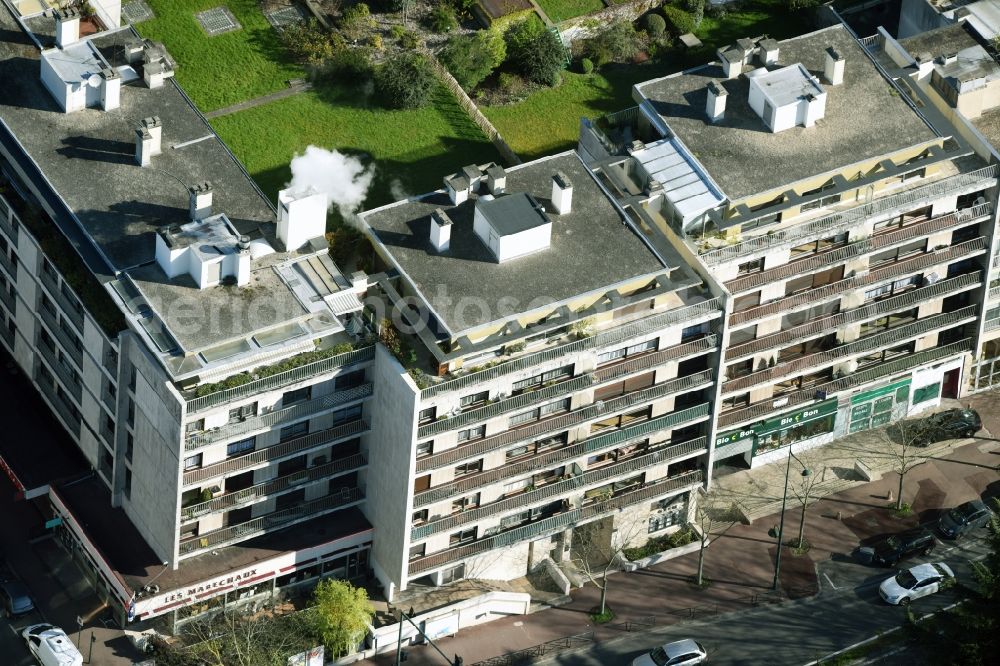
357,404,1000,666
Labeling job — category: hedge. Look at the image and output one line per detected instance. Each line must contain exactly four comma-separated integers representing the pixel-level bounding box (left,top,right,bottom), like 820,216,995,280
661,6,695,35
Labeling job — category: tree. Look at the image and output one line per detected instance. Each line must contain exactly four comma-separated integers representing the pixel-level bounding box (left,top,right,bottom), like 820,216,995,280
789,460,818,550
506,18,566,87
693,490,744,587
586,20,642,66
428,2,458,33
440,30,506,90
374,52,436,109
312,579,375,659
570,514,648,617
340,2,377,42
280,19,345,66
882,418,932,511
645,14,666,40
175,610,317,666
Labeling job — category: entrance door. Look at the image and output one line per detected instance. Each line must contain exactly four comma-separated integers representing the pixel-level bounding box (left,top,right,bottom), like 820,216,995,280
942,368,960,399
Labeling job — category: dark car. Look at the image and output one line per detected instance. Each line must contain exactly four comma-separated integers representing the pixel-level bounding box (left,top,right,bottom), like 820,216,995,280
0,580,35,618
938,499,993,539
859,527,936,567
904,409,982,446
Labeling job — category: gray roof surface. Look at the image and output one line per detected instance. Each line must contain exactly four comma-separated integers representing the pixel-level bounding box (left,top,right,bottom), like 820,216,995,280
633,25,939,201
479,192,549,236
972,106,1000,150
361,152,668,336
898,23,980,59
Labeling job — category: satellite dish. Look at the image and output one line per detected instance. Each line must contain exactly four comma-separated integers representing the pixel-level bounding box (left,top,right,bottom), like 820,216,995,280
86,73,102,88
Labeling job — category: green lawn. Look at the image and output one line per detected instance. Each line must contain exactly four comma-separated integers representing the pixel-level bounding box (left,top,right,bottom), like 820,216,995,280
133,0,302,111
211,85,502,224
536,0,606,23
485,0,814,158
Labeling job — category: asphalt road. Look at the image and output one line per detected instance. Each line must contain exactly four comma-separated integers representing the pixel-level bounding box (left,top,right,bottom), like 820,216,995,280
539,531,993,665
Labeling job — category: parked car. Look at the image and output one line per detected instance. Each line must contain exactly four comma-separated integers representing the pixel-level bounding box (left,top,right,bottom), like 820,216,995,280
0,580,35,618
858,527,936,567
21,624,83,666
631,638,708,666
938,499,994,539
879,562,955,605
897,409,982,446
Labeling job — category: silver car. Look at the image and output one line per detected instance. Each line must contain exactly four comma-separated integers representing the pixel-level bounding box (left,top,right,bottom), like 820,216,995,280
878,562,955,606
631,638,708,666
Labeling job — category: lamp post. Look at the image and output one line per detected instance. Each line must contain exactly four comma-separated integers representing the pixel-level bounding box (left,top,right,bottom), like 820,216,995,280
772,447,810,592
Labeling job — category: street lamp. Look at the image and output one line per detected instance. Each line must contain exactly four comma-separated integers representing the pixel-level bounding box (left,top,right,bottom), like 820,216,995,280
772,448,810,592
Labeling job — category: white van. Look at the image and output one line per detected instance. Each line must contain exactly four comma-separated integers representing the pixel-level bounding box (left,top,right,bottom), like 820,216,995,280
21,624,84,666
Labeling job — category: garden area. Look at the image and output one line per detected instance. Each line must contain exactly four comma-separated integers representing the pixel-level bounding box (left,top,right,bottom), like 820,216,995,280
536,0,605,23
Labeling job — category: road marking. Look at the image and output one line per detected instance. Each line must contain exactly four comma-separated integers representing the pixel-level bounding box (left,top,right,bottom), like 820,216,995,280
823,573,839,590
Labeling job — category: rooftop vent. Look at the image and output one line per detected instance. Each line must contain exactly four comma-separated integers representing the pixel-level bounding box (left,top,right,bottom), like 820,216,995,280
142,40,176,89
277,187,327,251
756,38,779,66
824,47,845,86
551,172,572,215
443,172,470,206
718,48,743,79
486,163,506,195
914,52,934,77
429,208,452,252
705,80,727,123
189,182,213,221
462,164,483,192
100,67,120,111
134,116,162,167
935,53,959,66
747,64,826,133
55,8,80,49
155,215,250,289
473,193,551,263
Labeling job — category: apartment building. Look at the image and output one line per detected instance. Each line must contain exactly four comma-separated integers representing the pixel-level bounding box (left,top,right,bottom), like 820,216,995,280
358,151,724,598
579,23,998,470
0,9,374,628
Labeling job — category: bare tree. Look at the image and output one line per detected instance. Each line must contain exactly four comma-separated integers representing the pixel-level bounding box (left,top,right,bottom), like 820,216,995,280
179,608,317,666
882,417,931,511
788,466,818,550
693,490,744,587
570,513,649,616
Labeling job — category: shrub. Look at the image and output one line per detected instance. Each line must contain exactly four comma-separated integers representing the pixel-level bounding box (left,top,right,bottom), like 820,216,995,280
375,52,436,108
390,25,405,40
371,33,383,50
280,19,344,65
580,57,594,73
662,5,695,35
440,30,506,90
506,19,566,86
429,2,458,33
645,13,666,39
341,2,377,41
497,71,526,96
325,46,374,83
586,20,642,65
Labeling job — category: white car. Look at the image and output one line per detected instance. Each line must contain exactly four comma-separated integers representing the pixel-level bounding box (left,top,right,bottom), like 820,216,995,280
631,638,708,666
878,562,955,606
21,623,84,666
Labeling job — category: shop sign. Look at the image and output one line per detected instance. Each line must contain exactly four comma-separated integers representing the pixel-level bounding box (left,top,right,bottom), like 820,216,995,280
715,428,755,448
874,395,894,414
755,398,839,436
156,567,263,605
850,378,911,406
850,402,872,422
870,411,892,428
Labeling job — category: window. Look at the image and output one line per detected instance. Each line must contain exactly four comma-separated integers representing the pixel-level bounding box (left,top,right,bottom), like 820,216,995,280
416,441,433,458
512,365,574,393
125,434,133,463
681,323,709,342
282,386,311,406
280,421,309,442
418,406,437,424
128,367,136,391
648,496,688,533
737,258,764,276
183,453,203,471
185,419,205,435
331,404,362,424
335,369,366,390
412,509,428,525
506,444,531,460
454,460,482,477
597,339,657,365
414,474,430,493
227,437,255,457
451,493,480,513
457,425,485,442
126,399,135,427
503,478,530,495
449,528,477,546
460,391,489,409
228,403,257,423
409,543,426,560
509,398,570,427
123,468,132,501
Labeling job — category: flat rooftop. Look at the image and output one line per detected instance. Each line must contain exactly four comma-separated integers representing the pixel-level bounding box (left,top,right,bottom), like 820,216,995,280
897,23,980,60
361,152,668,336
633,25,939,201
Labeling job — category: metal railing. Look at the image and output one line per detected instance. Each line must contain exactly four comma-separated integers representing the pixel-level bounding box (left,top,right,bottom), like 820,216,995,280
182,418,368,485
722,306,977,395
725,272,981,360
181,453,367,520
421,299,721,399
0,194,20,246
39,267,84,331
415,373,713,474
718,339,973,428
990,285,1000,301
408,470,703,574
699,166,997,265
0,249,15,281
0,283,14,313
986,318,1000,332
38,303,83,367
37,339,82,401
36,374,81,437
184,383,373,450
178,487,364,557
411,440,707,540
185,346,375,413
471,632,595,666
592,335,718,384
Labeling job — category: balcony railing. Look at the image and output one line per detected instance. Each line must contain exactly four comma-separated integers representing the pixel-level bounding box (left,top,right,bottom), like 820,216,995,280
178,487,364,557
730,238,987,327
0,318,12,348
990,285,1000,301
408,470,703,574
38,303,83,367
0,283,14,313
185,383,373,450
412,439,707,540
726,272,981,360
37,339,82,402
182,418,368,485
592,335,718,384
0,249,15,281
415,371,714,474
421,299,721,399
181,453,367,520
39,268,85,331
722,306,977,395
185,346,376,413
0,195,19,246
699,166,997,265
36,374,81,437
718,339,973,429
986,318,1000,332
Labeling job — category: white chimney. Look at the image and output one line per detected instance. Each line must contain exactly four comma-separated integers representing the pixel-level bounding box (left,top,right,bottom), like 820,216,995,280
718,48,742,79
706,80,727,123
914,52,934,78
277,187,327,251
429,208,452,252
350,271,368,294
236,236,251,287
144,61,166,89
462,164,482,193
756,38,779,66
551,172,572,215
100,68,120,111
824,47,845,86
135,128,153,166
55,8,81,48
140,116,162,156
189,182,213,221
486,164,506,195
443,173,469,206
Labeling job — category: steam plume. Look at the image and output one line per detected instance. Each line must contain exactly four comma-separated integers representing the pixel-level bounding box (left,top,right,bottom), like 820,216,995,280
287,146,374,220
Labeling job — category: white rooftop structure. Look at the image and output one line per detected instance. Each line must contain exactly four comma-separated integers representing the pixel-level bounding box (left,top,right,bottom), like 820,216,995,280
953,0,1000,40
747,63,827,132
630,138,726,229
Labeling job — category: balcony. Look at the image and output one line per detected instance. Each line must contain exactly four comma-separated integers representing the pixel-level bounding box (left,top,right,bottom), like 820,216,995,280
0,249,14,282
37,338,82,402
39,267,84,331
36,373,81,438
182,418,368,485
699,165,997,266
726,272,981,361
0,195,19,246
38,303,83,368
411,439,707,540
0,319,12,349
421,298,722,399
722,306,977,395
730,237,987,327
415,371,714,473
718,339,973,429
0,283,13,314
408,470,703,574
185,346,375,414
178,487,364,557
181,453,367,520
592,335,718,384
185,383,373,451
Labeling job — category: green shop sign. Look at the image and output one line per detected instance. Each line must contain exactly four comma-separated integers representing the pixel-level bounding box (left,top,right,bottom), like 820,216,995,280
850,378,911,406
715,428,756,448
715,399,839,448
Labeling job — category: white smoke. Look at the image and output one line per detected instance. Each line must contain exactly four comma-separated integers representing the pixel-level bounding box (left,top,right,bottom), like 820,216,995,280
389,178,412,202
286,146,375,221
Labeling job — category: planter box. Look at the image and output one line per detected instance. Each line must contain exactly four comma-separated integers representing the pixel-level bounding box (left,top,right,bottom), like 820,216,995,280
621,540,701,572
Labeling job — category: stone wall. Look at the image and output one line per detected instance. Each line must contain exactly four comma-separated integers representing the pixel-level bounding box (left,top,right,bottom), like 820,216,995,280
558,0,661,46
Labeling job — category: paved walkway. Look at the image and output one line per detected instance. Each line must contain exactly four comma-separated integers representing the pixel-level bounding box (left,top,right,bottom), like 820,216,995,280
356,393,1000,666
203,80,312,119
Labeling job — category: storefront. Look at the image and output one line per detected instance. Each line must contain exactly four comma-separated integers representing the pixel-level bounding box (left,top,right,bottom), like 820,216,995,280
909,356,963,414
713,398,839,468
848,378,911,434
